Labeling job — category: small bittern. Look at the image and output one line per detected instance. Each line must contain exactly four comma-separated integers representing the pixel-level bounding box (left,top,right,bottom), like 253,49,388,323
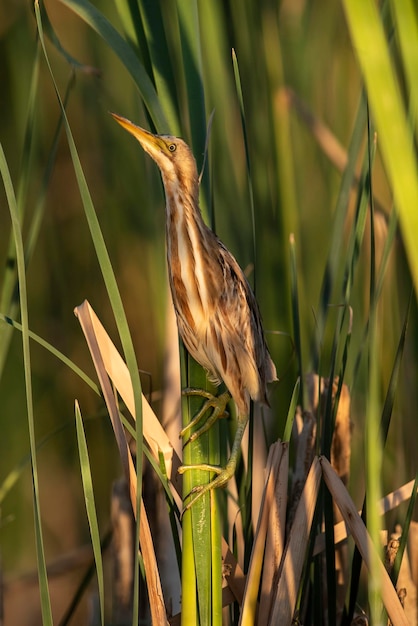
112,113,277,507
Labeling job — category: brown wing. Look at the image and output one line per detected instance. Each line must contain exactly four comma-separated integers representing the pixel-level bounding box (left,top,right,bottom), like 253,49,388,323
201,241,276,415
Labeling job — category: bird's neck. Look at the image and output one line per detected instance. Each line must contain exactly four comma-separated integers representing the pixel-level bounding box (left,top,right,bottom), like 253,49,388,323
163,176,212,328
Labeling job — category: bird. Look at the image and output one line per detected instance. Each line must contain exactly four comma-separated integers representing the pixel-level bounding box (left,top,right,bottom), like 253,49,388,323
112,113,277,508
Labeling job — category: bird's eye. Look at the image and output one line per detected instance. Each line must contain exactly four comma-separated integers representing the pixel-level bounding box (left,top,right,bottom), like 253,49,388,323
168,143,176,152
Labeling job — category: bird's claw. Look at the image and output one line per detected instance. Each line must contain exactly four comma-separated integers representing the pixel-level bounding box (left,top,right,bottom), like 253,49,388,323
181,465,235,512
180,389,230,442
178,463,223,476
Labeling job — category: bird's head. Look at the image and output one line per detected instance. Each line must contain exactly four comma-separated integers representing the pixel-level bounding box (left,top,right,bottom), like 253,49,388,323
111,113,198,188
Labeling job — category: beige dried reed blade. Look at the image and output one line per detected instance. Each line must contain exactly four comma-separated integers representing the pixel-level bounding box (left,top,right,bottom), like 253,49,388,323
75,300,169,626
268,456,322,624
259,442,288,622
313,478,418,556
75,299,182,490
320,456,410,626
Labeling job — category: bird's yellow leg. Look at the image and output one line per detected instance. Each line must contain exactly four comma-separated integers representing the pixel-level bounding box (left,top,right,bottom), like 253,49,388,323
180,389,230,441
180,413,249,511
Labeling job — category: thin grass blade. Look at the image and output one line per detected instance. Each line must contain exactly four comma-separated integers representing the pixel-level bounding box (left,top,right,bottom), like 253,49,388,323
38,1,99,73
74,401,104,625
231,49,257,275
0,143,53,623
136,1,180,133
59,0,168,130
391,473,418,587
0,314,99,394
282,376,300,443
0,70,78,384
0,42,40,378
176,0,206,172
380,292,411,446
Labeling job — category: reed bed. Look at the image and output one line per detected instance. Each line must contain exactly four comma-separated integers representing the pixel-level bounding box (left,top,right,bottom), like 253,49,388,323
0,1,417,624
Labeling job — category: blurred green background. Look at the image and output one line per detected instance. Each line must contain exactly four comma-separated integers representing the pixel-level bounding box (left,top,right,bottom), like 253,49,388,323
0,0,416,623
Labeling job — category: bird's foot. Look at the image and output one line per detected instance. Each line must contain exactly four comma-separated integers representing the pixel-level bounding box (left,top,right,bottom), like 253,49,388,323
179,415,248,511
180,458,237,512
180,389,230,442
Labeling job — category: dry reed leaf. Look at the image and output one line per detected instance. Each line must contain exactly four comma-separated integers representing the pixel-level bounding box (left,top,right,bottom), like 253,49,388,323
74,301,135,494
75,299,182,494
240,441,287,626
268,456,322,625
222,545,246,605
320,456,410,626
380,481,418,516
137,498,169,625
252,403,270,530
288,408,316,531
313,479,418,556
258,442,289,623
75,300,169,626
329,379,351,487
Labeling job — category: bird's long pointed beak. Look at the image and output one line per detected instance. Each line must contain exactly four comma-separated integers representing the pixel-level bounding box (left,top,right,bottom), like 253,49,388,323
110,112,165,155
